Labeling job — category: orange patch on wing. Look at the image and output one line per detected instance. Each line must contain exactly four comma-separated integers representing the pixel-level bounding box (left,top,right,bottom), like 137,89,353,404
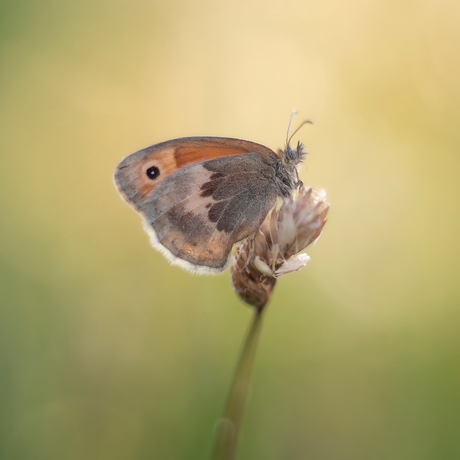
175,145,257,168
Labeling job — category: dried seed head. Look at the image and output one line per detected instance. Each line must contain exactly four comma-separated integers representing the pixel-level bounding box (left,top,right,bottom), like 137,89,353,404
231,187,329,310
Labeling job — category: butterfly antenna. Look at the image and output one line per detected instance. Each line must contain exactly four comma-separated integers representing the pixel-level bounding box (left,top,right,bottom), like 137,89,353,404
286,110,298,147
288,120,313,146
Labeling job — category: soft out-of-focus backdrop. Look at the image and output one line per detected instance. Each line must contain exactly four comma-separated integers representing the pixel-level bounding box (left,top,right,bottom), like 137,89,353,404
1,0,459,459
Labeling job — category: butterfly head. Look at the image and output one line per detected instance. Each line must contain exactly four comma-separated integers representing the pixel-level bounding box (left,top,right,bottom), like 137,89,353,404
284,112,311,166
283,140,307,165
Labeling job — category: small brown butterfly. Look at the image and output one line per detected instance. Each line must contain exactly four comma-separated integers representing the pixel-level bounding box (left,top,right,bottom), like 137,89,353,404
114,114,311,273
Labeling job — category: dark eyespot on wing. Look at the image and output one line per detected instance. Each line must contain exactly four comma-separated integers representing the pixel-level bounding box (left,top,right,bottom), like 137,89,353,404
146,165,160,180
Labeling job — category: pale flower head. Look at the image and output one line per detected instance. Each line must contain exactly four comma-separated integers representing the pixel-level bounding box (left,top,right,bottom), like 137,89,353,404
231,187,329,310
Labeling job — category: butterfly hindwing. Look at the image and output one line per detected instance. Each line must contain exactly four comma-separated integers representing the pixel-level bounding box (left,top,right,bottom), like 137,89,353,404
139,153,278,272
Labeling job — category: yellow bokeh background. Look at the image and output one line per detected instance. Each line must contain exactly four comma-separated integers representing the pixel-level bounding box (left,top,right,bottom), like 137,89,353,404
1,0,459,459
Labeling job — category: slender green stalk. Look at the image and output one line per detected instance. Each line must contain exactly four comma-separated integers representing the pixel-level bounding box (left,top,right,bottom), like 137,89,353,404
211,307,265,460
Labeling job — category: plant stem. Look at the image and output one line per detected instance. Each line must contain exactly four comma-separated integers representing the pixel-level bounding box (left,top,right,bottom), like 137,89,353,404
211,307,265,460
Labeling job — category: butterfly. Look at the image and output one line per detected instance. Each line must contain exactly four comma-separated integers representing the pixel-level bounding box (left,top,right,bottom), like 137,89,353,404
114,114,311,273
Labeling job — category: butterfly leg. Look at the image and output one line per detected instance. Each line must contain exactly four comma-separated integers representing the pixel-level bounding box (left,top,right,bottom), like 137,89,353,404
273,176,287,204
295,168,303,189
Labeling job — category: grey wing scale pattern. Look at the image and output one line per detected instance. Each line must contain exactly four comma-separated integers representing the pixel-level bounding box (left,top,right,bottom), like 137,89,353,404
138,153,278,271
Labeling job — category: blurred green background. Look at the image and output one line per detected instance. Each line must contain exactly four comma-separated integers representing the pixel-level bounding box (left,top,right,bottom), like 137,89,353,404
1,0,460,459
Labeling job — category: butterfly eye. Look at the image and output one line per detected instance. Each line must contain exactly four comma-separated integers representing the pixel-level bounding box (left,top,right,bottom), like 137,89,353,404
146,165,160,180
287,148,296,160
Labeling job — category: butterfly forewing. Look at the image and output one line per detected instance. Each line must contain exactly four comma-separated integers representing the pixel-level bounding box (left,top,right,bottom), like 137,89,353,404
114,137,277,209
